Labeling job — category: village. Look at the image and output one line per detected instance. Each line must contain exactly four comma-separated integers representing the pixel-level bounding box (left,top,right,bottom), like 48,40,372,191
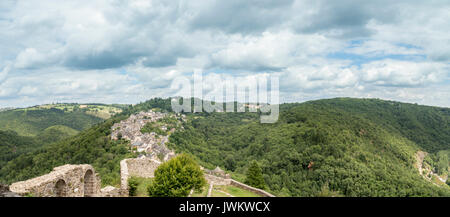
110,110,185,162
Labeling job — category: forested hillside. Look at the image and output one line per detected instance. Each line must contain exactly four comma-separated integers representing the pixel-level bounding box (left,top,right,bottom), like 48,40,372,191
0,104,126,171
0,107,103,137
1,98,449,196
304,98,450,152
168,99,450,196
0,131,40,171
0,117,136,185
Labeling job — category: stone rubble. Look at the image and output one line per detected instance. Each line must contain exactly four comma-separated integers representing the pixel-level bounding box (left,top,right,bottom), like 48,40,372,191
0,184,21,197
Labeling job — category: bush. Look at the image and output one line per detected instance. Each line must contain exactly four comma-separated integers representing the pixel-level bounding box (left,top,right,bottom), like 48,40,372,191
128,176,139,196
147,154,206,197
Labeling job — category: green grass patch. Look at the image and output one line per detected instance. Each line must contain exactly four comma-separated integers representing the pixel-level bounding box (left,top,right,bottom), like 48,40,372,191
211,189,229,197
215,185,261,197
129,177,154,197
190,185,209,197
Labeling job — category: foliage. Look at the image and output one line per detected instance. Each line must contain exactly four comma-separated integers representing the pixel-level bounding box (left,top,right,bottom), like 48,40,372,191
0,107,103,137
128,176,139,196
2,97,449,197
147,154,206,197
245,161,266,190
305,98,450,152
168,98,450,196
0,130,40,170
0,107,107,167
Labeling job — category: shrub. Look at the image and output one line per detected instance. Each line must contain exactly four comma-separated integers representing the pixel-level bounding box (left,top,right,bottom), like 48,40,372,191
147,154,206,197
128,176,139,196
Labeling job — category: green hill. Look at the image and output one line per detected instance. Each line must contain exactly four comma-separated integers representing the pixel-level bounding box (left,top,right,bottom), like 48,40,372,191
0,104,125,172
0,107,103,137
169,98,450,196
36,125,80,144
0,130,40,171
1,98,449,196
0,114,135,185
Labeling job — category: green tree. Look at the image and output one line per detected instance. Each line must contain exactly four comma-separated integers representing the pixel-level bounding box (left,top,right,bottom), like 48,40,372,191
147,154,206,197
128,176,139,196
245,160,266,190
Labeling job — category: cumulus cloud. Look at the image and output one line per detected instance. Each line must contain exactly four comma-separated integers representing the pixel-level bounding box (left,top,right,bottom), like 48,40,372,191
360,60,445,87
0,0,449,107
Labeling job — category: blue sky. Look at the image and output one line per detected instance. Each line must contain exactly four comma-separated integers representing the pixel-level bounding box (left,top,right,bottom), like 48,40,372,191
0,0,449,108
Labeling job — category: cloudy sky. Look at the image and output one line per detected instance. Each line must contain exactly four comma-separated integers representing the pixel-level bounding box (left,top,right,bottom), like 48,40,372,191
0,0,449,108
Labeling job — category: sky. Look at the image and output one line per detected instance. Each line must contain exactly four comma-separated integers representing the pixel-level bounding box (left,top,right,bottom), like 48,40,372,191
0,0,449,108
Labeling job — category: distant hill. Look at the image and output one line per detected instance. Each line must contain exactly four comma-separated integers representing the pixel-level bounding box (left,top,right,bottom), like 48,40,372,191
1,98,449,196
304,98,450,152
0,103,125,137
0,103,127,175
36,125,80,144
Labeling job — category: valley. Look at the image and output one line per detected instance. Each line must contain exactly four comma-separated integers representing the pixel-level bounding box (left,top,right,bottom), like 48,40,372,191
0,97,449,197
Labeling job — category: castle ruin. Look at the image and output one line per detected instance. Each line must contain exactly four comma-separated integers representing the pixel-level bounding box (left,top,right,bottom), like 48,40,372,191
10,164,101,197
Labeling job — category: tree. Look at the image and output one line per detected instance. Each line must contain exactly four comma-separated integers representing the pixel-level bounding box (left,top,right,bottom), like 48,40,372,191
147,154,206,197
128,176,139,196
245,160,266,190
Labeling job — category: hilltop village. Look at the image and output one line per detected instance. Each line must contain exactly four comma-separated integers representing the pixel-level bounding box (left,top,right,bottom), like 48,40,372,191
111,110,185,161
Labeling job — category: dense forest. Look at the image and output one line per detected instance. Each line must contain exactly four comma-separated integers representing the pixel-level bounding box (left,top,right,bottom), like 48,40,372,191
0,97,449,197
168,98,450,196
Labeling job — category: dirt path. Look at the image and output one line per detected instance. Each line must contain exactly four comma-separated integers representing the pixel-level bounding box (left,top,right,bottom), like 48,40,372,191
415,151,427,175
216,189,234,197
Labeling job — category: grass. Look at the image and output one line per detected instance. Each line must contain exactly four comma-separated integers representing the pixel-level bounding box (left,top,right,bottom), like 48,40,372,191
129,177,154,197
190,185,209,197
34,104,123,119
211,189,229,197
215,185,261,197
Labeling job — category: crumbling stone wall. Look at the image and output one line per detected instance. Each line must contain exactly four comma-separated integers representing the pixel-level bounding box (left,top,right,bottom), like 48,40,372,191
10,164,101,197
120,157,161,195
229,180,275,197
204,174,232,185
0,184,20,197
100,186,121,197
203,167,275,197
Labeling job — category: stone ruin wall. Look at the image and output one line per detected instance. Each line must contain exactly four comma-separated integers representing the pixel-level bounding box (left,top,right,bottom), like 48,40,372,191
229,180,275,197
204,172,275,197
9,164,101,197
120,158,161,196
204,174,232,185
7,161,275,197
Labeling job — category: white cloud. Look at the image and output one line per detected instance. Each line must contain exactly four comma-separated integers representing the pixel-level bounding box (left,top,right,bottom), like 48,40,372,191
360,60,445,87
0,0,449,107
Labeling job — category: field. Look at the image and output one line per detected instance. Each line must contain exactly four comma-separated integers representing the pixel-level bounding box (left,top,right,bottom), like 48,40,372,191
34,103,124,119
